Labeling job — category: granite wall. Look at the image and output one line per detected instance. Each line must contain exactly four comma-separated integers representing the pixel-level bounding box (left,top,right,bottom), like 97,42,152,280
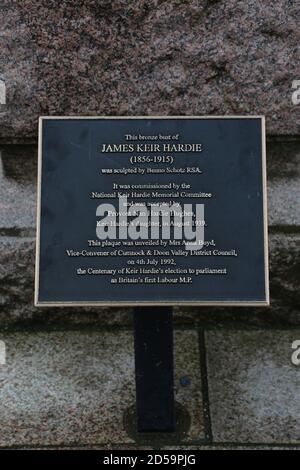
0,0,299,448
1,0,300,141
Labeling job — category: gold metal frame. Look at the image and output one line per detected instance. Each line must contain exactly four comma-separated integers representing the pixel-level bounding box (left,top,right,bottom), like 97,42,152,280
35,116,269,307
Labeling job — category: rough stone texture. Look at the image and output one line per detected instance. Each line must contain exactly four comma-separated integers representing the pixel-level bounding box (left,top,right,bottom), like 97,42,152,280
0,234,299,326
0,147,36,233
0,1,299,142
268,179,300,226
0,236,132,326
206,330,300,443
0,330,203,446
267,140,300,226
267,140,300,179
177,233,300,328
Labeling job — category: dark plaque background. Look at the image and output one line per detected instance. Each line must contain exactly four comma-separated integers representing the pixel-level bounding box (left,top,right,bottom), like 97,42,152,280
36,117,268,305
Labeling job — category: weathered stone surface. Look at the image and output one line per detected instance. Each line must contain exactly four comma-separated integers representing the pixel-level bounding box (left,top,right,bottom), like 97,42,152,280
267,140,300,180
267,140,300,226
268,179,300,226
0,236,132,325
0,234,299,326
0,329,203,446
206,330,300,443
0,147,37,232
0,1,299,141
177,233,300,327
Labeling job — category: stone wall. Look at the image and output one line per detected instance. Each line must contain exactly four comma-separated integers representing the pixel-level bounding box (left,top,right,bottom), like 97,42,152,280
0,1,299,448
1,0,299,141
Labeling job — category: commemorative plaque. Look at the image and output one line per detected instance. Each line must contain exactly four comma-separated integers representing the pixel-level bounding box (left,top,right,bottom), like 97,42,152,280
35,117,269,306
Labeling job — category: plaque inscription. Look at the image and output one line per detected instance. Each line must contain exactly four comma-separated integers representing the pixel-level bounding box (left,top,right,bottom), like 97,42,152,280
35,116,269,306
